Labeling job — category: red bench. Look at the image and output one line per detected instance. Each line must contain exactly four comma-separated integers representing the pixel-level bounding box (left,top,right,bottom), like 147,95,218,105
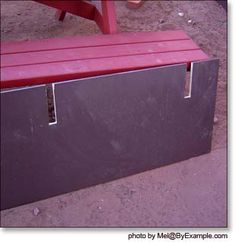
0,30,208,89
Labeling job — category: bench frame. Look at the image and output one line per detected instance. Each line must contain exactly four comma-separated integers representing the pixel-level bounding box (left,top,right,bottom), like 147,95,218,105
35,0,117,34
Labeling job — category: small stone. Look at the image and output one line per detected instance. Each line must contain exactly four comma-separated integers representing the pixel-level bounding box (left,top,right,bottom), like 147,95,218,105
188,19,192,24
20,38,29,41
178,12,184,17
159,19,165,24
214,116,219,124
126,0,144,9
98,206,102,210
33,207,40,216
130,189,136,195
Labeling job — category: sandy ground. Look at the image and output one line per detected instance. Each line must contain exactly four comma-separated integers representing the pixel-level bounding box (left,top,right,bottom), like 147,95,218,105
0,149,226,227
0,0,227,227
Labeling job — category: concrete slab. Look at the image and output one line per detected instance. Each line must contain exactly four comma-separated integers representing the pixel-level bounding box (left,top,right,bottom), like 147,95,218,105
0,147,227,227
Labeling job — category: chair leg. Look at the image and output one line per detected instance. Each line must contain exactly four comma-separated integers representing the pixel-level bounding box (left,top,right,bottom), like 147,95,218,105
55,10,66,21
101,0,117,34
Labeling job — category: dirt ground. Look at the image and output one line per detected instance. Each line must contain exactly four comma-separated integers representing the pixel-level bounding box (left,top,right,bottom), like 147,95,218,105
0,0,227,227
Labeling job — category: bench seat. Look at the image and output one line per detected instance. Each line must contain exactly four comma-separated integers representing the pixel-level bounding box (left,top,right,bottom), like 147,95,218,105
0,31,208,89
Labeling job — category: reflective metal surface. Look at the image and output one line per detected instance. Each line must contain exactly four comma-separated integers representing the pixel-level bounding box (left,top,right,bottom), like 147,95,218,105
1,59,219,210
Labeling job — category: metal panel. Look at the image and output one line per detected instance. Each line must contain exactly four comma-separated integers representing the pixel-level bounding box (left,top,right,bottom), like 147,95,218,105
1,85,49,210
1,59,219,210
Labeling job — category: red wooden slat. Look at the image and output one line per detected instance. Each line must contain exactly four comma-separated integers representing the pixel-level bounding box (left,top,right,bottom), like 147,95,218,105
1,50,208,89
1,40,200,68
1,31,190,54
